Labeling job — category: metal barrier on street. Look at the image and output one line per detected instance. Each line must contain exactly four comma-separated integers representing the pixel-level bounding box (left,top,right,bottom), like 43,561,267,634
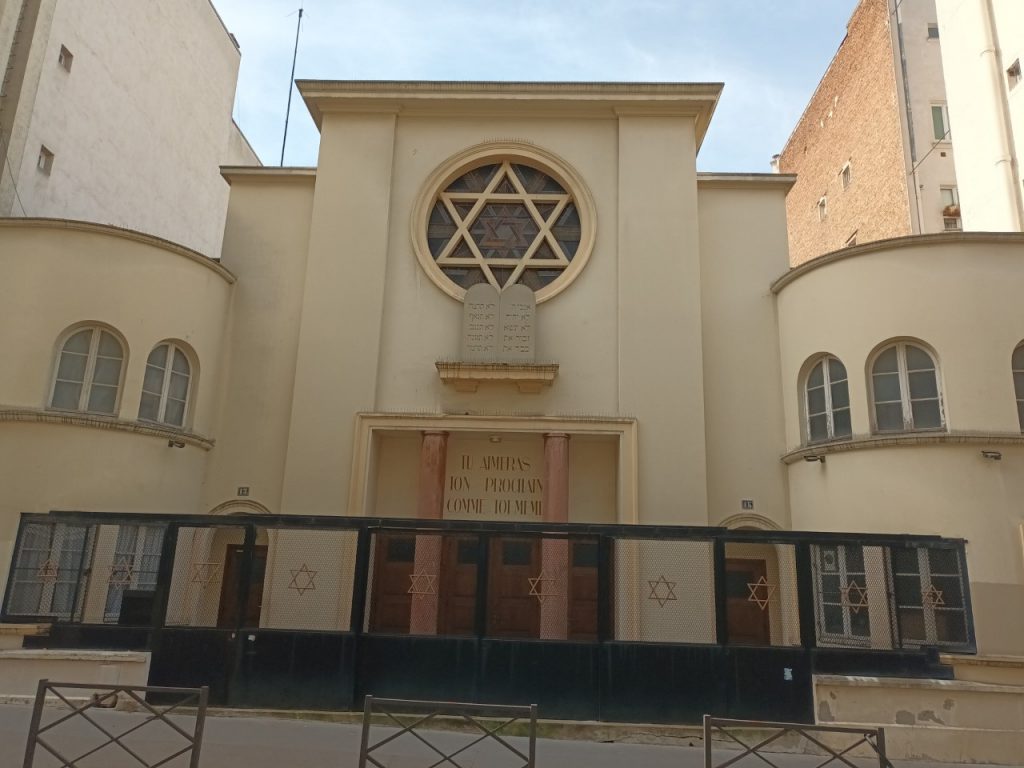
703,716,892,768
359,695,537,768
23,679,209,768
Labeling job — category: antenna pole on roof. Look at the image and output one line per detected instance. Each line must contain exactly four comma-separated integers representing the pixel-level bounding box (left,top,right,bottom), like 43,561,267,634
279,6,304,166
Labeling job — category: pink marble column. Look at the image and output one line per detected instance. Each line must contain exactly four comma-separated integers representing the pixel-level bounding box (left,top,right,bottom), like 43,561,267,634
410,430,447,635
540,432,570,640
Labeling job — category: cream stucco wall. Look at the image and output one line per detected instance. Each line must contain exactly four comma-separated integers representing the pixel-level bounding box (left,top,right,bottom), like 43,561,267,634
0,0,258,257
936,0,1024,231
775,233,1024,653
0,219,234,602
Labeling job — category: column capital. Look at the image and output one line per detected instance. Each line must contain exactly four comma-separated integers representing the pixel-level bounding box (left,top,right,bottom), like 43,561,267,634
543,431,570,440
421,429,449,438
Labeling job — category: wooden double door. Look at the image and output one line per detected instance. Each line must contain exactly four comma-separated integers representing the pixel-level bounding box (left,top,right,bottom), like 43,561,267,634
368,534,599,640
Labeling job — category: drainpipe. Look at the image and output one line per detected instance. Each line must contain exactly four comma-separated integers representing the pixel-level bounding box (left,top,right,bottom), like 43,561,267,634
891,0,925,234
980,0,1024,229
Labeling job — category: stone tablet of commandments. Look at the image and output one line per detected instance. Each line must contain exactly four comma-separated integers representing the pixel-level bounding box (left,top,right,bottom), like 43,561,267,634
461,283,500,361
498,284,536,363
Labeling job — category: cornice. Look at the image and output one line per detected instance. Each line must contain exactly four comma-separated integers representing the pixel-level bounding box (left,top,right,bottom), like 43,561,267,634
0,407,215,450
297,80,722,149
220,166,316,185
0,218,236,284
772,232,1024,293
697,173,797,191
782,430,1024,465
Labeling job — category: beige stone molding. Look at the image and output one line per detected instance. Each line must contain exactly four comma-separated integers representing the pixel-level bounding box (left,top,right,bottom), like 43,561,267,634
939,653,1024,670
297,80,722,146
771,231,1024,293
0,218,236,282
348,412,639,523
782,430,1024,464
697,173,798,190
0,649,149,663
220,166,317,184
0,406,215,450
435,362,559,393
814,673,1024,695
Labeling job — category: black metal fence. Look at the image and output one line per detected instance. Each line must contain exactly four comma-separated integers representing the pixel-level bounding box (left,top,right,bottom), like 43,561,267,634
22,680,208,768
2,512,975,723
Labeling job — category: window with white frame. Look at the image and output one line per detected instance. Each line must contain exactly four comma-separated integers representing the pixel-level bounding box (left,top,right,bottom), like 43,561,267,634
892,546,969,646
805,355,852,443
840,162,852,190
139,343,192,427
814,544,871,645
50,327,125,415
5,522,94,620
1013,344,1024,432
817,196,827,221
931,104,951,141
103,525,165,623
927,23,939,39
871,342,944,432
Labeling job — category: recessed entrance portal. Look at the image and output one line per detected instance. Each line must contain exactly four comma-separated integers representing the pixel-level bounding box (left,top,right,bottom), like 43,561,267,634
217,544,267,628
725,558,771,646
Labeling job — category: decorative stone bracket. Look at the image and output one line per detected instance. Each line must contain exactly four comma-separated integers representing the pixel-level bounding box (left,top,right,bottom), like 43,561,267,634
435,362,559,394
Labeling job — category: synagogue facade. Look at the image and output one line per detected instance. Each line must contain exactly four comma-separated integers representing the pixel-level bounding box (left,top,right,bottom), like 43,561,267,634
1,84,1022,730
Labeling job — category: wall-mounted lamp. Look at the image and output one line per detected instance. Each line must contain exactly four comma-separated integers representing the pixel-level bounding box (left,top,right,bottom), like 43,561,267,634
803,454,826,464
981,450,1002,461
167,439,186,449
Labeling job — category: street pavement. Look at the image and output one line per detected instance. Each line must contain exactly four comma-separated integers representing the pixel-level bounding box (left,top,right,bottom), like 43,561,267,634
1,704,1019,768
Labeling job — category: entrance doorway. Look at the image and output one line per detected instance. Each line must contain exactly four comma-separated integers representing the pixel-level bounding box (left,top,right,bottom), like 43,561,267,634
725,558,771,645
217,544,267,628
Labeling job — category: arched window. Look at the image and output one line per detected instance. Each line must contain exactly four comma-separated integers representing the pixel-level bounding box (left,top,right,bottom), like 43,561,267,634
50,326,125,414
804,355,851,443
1013,344,1024,432
871,342,944,432
139,342,192,427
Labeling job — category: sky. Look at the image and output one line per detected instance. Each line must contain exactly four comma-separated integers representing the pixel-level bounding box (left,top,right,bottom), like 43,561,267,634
212,0,859,173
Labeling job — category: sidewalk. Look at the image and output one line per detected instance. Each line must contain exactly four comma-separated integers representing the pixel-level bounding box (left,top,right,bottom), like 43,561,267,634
2,703,1019,768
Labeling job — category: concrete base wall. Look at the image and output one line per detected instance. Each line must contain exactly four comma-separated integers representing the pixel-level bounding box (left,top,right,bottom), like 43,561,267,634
814,673,1024,764
0,650,150,698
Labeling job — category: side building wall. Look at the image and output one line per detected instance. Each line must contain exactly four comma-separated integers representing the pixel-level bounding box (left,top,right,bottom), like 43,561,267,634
779,0,912,265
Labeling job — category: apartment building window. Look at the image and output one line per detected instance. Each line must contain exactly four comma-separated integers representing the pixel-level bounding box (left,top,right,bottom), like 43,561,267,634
58,45,73,72
804,355,852,444
1013,343,1024,432
840,162,852,190
37,146,54,175
941,187,961,230
931,104,951,141
1009,60,1022,90
817,196,827,221
927,24,939,40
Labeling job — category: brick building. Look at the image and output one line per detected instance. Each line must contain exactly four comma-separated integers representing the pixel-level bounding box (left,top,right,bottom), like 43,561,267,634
779,0,959,265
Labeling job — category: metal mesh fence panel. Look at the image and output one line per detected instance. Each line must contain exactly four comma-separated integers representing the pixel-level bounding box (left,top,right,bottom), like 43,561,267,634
613,538,716,644
3,521,94,622
78,523,166,626
165,525,247,628
256,527,359,631
892,544,970,648
812,544,894,649
364,531,481,637
724,541,801,647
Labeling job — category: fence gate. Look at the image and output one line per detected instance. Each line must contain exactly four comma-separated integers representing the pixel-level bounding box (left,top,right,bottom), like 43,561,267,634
23,679,209,768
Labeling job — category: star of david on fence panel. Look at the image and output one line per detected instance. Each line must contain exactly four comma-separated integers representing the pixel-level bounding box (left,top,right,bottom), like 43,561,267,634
36,559,59,583
922,584,945,608
840,581,869,614
408,572,438,599
288,564,318,596
746,576,776,611
108,557,136,587
528,571,560,604
647,575,678,608
189,561,222,587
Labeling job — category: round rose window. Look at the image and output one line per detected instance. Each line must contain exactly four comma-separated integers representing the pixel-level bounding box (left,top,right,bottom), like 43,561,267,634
413,146,595,302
